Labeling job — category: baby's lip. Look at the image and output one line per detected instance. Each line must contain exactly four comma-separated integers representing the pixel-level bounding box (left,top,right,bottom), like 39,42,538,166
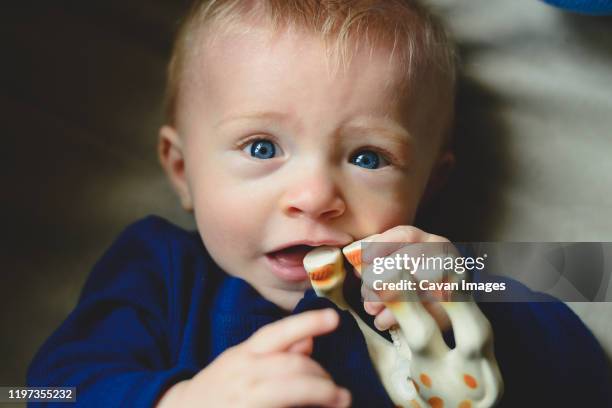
266,245,313,267
267,239,351,254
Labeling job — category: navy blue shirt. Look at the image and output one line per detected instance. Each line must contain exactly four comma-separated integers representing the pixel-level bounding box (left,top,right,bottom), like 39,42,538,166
28,217,611,407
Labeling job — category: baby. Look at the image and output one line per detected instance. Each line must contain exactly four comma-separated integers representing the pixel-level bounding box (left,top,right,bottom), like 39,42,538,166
157,0,454,405
27,1,611,407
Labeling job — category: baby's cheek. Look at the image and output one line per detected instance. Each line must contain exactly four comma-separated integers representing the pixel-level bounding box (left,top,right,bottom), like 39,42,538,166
193,181,269,254
362,196,416,234
345,176,419,233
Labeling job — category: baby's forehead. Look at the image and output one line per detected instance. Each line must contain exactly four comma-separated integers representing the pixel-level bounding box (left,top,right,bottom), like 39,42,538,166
187,22,423,103
184,26,422,120
165,2,455,130
170,4,455,148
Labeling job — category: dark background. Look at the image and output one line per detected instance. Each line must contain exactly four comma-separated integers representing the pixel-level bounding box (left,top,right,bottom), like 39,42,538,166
1,1,194,389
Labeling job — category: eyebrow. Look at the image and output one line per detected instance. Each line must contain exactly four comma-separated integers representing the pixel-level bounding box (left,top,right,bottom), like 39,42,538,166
340,117,413,147
214,111,412,147
214,111,293,129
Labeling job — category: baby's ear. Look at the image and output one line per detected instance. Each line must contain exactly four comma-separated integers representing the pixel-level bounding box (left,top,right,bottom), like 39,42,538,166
158,125,193,211
422,149,455,204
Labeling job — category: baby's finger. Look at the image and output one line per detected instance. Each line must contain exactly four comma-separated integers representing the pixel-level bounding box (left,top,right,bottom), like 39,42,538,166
286,337,313,355
361,280,378,301
373,307,398,331
362,226,449,264
246,309,338,354
368,299,450,331
364,300,384,315
257,353,331,380
359,226,427,263
378,225,448,244
252,376,351,408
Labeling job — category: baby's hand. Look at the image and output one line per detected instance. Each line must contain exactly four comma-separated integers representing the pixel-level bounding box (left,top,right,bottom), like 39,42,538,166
156,309,351,408
354,226,452,332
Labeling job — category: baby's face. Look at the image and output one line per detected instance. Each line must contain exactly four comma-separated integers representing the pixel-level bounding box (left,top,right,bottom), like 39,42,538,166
163,25,446,310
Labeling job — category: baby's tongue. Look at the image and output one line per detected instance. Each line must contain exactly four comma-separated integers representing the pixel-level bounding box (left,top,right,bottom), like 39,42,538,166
271,245,312,266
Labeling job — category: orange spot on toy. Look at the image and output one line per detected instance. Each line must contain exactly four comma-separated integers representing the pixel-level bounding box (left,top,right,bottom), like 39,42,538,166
427,396,444,408
409,400,421,408
345,248,362,266
419,373,432,388
308,264,333,282
458,400,472,408
463,374,478,389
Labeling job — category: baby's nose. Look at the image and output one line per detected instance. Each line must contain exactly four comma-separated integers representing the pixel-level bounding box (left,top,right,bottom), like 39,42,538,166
280,170,346,221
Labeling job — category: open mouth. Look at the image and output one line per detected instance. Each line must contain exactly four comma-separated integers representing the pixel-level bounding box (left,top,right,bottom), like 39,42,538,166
265,245,316,281
267,244,314,266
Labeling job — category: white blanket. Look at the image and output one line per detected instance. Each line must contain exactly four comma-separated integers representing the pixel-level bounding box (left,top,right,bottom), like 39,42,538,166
427,0,612,357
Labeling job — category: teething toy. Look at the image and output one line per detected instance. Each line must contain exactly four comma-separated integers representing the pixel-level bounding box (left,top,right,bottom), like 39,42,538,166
303,243,503,408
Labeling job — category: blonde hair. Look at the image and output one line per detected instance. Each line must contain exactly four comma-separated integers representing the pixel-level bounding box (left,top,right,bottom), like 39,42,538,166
164,0,457,143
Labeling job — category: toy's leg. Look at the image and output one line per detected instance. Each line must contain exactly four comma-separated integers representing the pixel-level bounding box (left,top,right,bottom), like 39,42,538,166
437,301,503,407
343,244,503,408
303,246,395,361
304,246,415,405
343,243,440,407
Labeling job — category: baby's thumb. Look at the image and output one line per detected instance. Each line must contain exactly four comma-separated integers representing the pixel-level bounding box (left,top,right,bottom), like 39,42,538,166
246,309,339,354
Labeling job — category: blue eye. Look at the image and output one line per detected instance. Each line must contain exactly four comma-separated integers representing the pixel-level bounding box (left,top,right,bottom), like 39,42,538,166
248,139,277,159
350,150,387,169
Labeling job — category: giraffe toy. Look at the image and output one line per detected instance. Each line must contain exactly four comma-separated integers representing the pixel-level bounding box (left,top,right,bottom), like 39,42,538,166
303,243,503,408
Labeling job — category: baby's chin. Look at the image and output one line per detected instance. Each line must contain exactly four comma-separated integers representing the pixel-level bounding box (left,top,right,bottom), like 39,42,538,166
221,257,313,310
250,274,313,311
